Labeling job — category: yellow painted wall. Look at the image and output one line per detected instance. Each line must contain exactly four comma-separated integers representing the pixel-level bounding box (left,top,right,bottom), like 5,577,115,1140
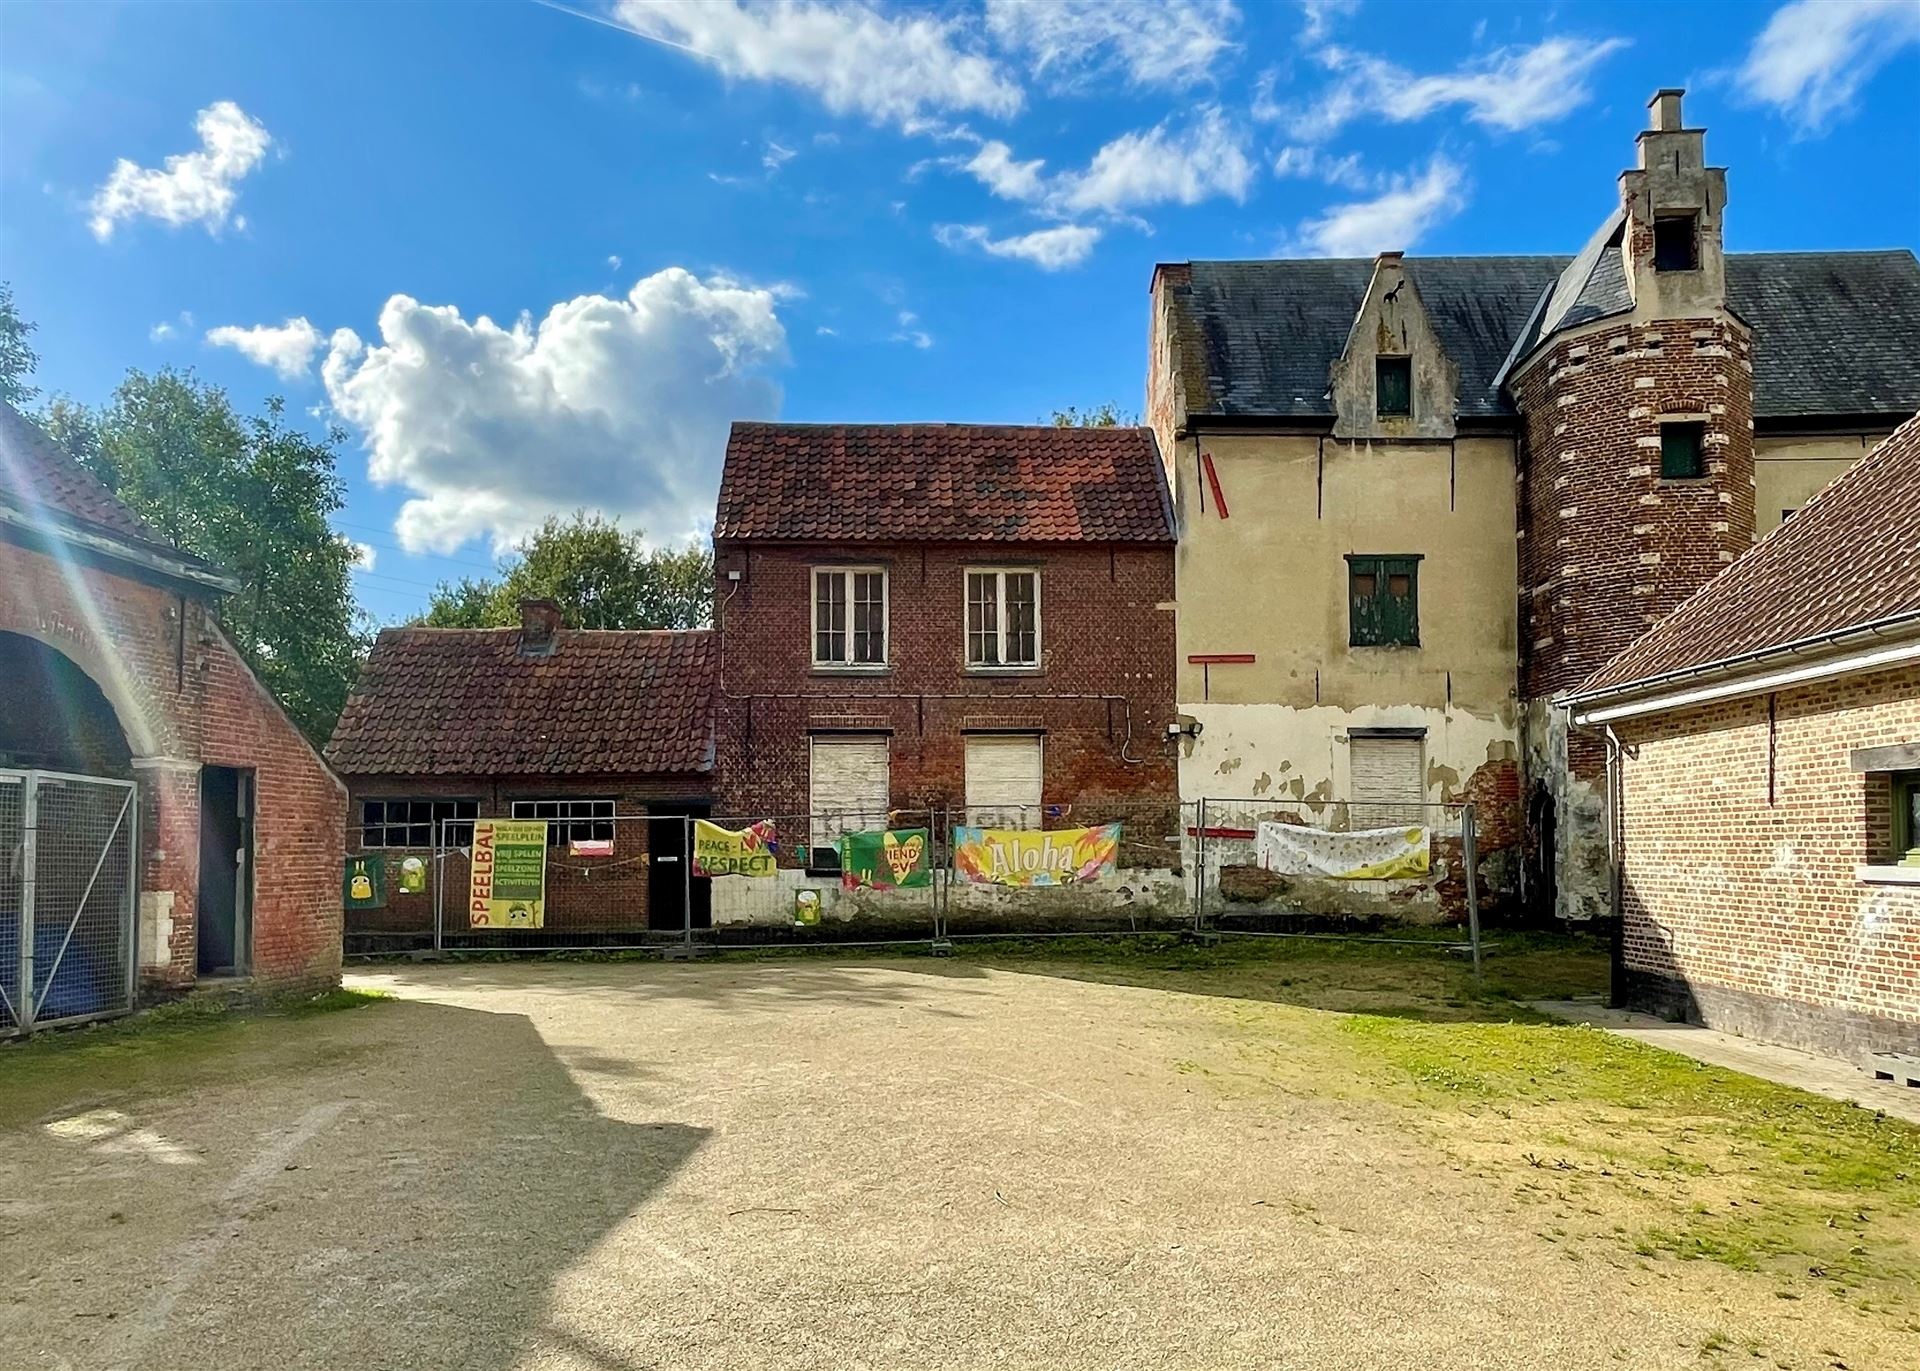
1753,431,1892,534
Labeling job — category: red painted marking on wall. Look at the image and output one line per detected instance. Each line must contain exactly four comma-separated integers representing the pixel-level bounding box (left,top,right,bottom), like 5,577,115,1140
1185,825,1256,840
1187,653,1256,665
1201,452,1229,518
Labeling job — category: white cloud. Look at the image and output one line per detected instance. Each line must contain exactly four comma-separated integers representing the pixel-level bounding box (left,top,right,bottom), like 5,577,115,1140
321,268,786,554
1286,36,1629,141
150,322,176,342
935,222,1101,270
206,317,326,379
762,139,797,171
1288,155,1466,258
815,325,838,336
984,0,1239,92
89,100,272,241
1298,0,1359,43
1737,0,1920,133
608,0,1021,129
345,540,377,573
888,310,932,349
1056,105,1254,215
963,139,1050,202
607,253,623,270
1272,144,1373,191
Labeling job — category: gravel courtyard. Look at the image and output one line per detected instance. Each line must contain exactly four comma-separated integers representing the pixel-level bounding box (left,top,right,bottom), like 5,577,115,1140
3,948,1916,1370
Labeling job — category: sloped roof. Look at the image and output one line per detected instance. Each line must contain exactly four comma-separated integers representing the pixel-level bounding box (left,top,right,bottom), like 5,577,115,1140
1164,249,1920,422
325,627,717,776
1575,413,1920,699
715,422,1174,544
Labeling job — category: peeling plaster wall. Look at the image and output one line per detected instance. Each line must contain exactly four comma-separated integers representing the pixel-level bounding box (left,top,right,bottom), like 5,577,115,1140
1753,431,1894,534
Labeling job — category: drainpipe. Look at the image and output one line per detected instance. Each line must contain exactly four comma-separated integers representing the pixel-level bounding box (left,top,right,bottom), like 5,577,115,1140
1566,703,1628,1006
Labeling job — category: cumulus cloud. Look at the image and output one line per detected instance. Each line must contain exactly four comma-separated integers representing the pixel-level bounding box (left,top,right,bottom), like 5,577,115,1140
345,540,378,573
1287,155,1467,258
934,222,1101,270
607,0,1021,129
963,139,1050,202
984,0,1239,92
1284,36,1629,141
206,316,326,378
89,100,272,241
321,268,787,554
955,107,1253,218
1737,0,1920,133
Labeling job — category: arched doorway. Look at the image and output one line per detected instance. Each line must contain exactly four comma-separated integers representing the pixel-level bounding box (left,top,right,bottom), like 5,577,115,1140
0,632,135,776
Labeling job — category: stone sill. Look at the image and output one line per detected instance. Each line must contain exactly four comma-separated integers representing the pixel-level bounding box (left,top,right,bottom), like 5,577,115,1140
1856,864,1920,886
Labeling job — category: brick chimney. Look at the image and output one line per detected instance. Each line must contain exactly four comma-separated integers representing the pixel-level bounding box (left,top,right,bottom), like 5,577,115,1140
518,598,562,657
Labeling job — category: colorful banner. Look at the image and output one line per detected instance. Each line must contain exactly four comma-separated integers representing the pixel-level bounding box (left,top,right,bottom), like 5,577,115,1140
1255,821,1430,880
840,827,932,891
692,819,779,877
470,819,548,927
953,823,1121,887
343,854,386,910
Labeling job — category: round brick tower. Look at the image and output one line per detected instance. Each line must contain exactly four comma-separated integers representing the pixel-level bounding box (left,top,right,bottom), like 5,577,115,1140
1512,89,1757,920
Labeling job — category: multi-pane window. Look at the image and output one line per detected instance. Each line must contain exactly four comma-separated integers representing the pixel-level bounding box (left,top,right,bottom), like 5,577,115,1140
511,798,616,848
966,569,1039,667
1661,421,1706,479
1348,555,1420,648
813,568,887,666
1375,355,1412,418
1653,214,1699,272
361,798,477,849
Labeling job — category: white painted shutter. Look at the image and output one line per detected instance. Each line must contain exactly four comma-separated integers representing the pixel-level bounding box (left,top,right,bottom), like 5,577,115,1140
809,736,890,849
1349,734,1424,827
965,734,1043,829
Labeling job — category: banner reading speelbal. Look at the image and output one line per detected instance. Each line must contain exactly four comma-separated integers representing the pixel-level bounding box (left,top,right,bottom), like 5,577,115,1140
952,823,1121,887
840,827,932,891
470,818,548,928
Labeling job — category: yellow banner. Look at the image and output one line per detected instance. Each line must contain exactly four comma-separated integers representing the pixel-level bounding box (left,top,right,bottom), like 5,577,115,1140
692,819,779,877
469,819,548,928
1255,821,1430,880
952,823,1121,886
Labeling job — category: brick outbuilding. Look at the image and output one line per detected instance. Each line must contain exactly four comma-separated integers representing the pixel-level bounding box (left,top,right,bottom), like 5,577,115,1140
1568,413,1920,1059
0,402,344,1025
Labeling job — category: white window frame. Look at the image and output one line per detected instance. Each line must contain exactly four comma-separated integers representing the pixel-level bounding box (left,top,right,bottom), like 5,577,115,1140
963,566,1041,669
511,797,617,849
811,566,889,669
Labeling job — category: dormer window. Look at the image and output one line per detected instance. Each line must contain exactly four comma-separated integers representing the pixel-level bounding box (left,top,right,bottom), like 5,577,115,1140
1375,356,1412,418
1653,214,1698,272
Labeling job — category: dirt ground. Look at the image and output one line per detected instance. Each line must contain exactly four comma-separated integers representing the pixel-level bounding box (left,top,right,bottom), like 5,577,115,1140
2,950,1916,1370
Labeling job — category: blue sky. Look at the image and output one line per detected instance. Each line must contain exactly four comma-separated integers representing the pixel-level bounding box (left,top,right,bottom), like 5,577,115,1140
3,0,1917,622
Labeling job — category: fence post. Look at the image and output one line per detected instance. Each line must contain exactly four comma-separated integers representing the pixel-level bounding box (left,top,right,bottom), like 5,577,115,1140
1192,797,1207,935
124,779,140,1012
18,774,39,1033
432,818,445,957
1462,803,1483,987
682,814,694,954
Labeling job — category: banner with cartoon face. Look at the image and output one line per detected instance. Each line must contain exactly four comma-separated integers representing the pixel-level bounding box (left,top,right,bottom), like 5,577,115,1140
840,827,932,890
469,819,548,928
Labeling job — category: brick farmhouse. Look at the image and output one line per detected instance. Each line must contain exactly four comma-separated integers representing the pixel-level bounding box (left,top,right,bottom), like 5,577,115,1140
1568,414,1920,1058
324,601,716,943
0,401,344,1021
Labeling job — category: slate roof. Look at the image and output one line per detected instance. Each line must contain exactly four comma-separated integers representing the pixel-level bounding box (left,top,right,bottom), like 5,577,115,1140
325,627,717,776
1164,249,1920,422
0,400,200,559
715,422,1174,544
1574,413,1920,699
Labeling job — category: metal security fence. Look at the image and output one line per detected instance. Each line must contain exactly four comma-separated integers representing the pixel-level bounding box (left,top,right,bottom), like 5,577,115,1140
1,769,139,1036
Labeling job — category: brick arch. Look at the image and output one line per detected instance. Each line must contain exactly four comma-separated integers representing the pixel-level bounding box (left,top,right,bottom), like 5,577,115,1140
0,619,166,759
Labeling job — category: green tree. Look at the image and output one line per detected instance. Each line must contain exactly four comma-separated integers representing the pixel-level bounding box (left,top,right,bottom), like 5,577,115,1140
1048,402,1138,427
422,512,713,630
0,282,40,408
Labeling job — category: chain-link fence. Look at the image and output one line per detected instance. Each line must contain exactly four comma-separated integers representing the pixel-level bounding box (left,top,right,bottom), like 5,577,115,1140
1,769,139,1036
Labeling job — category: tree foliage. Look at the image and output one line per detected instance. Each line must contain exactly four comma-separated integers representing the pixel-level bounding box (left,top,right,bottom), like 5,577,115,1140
1049,402,1138,427
421,512,714,631
0,282,40,408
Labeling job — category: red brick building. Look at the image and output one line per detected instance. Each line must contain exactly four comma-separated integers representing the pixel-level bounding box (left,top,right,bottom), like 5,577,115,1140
0,402,344,1027
1568,415,1920,1059
324,602,716,943
711,422,1178,858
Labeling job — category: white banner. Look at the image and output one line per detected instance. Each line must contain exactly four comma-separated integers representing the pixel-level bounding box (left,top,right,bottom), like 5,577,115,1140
1255,821,1430,880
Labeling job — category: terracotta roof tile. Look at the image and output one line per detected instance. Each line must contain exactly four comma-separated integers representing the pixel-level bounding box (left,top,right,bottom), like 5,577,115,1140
715,422,1173,544
0,400,182,553
1576,412,1920,698
325,627,716,776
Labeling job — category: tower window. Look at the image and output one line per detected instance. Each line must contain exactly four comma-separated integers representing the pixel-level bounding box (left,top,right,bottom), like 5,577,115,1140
1347,555,1420,647
1661,421,1706,479
1375,356,1412,418
1653,214,1699,272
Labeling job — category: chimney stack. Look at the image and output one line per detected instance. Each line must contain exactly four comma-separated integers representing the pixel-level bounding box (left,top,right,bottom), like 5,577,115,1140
1649,88,1684,132
518,598,563,657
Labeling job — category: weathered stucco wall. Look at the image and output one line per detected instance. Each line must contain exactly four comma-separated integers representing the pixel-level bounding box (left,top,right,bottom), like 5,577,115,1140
1753,431,1891,534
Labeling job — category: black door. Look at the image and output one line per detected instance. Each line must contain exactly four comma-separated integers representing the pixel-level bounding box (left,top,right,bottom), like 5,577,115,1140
647,805,711,931
197,767,253,975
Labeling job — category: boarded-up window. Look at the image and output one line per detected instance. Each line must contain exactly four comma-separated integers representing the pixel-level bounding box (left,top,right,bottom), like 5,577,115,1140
965,734,1043,829
1661,422,1706,480
809,735,890,850
1349,733,1424,826
1347,555,1420,647
1375,356,1412,417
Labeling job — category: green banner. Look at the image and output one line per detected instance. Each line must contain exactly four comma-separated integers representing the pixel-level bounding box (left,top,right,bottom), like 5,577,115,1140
343,854,386,909
840,827,932,891
470,818,548,928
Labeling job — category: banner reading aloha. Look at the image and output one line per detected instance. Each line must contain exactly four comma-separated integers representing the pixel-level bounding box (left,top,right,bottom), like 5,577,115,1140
840,827,932,891
1255,821,1430,880
952,823,1121,887
692,819,779,877
470,818,548,928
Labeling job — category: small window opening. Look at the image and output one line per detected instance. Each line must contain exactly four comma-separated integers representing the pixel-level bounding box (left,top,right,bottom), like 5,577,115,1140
1348,555,1420,648
1653,214,1698,272
1660,421,1706,480
1375,356,1412,418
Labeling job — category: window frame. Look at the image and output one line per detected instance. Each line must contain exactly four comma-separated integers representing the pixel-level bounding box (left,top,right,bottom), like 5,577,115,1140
810,565,889,670
1346,554,1422,649
1895,772,1920,863
1660,420,1708,480
509,797,618,849
1652,213,1700,272
1374,354,1413,419
360,797,478,850
964,566,1042,670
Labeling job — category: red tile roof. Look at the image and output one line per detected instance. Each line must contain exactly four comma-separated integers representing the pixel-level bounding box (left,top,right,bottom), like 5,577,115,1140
715,422,1173,544
325,626,716,776
1576,412,1920,699
1,400,178,553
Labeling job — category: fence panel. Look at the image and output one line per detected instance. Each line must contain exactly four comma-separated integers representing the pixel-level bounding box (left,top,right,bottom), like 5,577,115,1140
0,774,21,1033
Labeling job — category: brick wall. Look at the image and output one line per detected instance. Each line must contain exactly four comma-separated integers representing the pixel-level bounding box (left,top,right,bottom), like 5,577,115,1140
711,540,1179,817
0,533,345,992
1613,663,1920,1056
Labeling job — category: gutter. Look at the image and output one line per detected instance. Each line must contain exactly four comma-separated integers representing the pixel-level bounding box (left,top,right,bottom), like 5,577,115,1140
0,503,240,595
